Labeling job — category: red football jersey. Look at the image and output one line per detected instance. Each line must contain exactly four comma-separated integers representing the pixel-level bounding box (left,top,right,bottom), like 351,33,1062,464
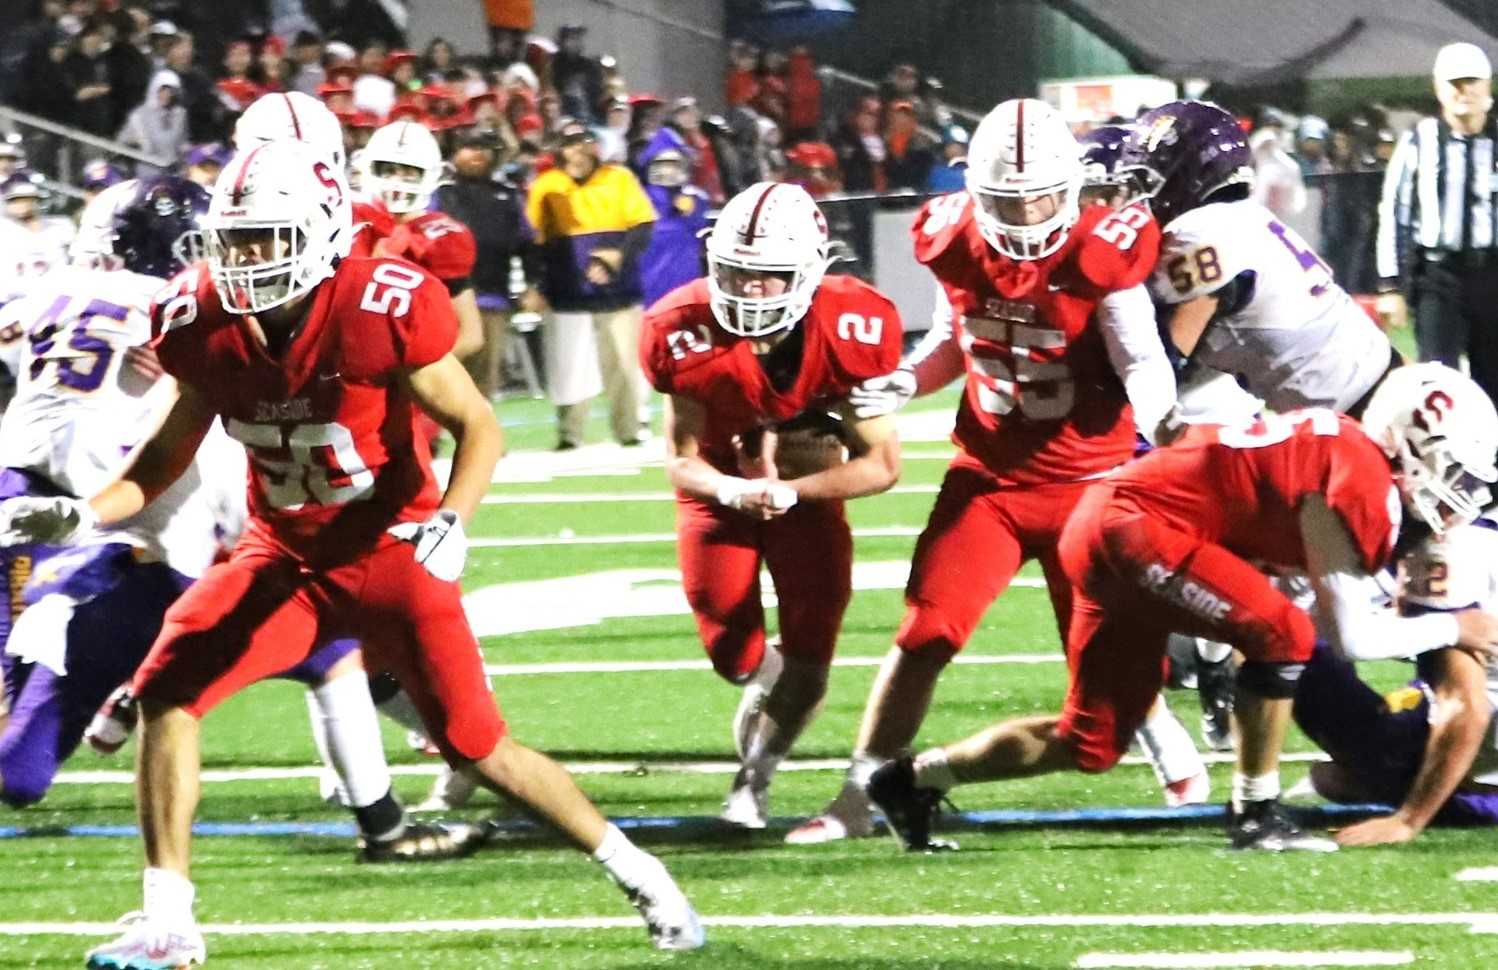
640,275,903,474
1108,410,1401,573
151,257,458,565
350,199,477,284
912,193,1160,486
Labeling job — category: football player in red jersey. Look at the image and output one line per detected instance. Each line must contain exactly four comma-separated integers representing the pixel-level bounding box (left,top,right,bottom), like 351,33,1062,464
788,99,1204,844
350,120,485,361
865,364,1498,852
0,141,703,966
640,181,903,829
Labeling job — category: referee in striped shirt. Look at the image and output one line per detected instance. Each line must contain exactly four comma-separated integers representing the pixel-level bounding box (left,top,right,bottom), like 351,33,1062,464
1377,42,1498,400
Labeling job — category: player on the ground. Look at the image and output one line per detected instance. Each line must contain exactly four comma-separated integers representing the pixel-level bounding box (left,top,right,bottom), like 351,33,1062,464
0,142,703,966
789,98,1205,843
639,181,903,828
865,364,1498,852
349,120,483,361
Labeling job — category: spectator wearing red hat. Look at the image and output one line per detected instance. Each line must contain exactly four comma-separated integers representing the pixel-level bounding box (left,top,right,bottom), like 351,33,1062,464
317,80,354,113
785,141,841,198
625,94,666,169
387,50,420,97
484,0,534,67
784,47,822,143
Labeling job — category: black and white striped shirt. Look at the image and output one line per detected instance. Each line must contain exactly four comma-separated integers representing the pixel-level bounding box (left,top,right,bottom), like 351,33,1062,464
1377,114,1498,282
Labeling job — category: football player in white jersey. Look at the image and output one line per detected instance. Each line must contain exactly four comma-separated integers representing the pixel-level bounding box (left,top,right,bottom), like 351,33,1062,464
0,175,76,302
1122,101,1399,419
1294,453,1498,844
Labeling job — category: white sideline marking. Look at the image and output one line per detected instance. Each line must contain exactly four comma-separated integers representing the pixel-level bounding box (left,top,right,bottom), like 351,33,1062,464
5,913,1494,938
1075,952,1413,968
481,650,1057,675
481,484,942,504
1455,867,1498,882
51,752,1327,787
468,525,925,547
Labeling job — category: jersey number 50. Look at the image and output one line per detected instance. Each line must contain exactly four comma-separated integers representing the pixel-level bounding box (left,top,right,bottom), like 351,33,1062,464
226,419,375,509
358,263,424,317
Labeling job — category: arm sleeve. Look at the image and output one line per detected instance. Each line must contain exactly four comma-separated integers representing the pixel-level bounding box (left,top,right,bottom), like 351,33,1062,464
1096,284,1177,439
1302,495,1460,661
905,284,966,394
1376,129,1419,284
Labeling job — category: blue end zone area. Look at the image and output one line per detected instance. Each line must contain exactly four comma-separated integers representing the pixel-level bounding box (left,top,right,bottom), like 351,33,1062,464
0,803,1395,840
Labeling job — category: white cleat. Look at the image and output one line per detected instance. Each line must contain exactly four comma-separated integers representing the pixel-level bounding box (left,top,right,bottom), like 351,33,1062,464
85,912,206,969
720,769,769,829
733,640,784,761
620,858,706,951
784,779,875,844
411,764,479,813
1164,770,1212,807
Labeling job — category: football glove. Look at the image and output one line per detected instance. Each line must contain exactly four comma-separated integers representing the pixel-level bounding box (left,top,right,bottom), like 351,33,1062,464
847,367,917,419
388,509,467,582
716,477,798,513
0,496,96,546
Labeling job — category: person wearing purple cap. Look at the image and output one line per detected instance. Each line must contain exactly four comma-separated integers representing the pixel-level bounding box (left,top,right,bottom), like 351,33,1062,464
79,160,126,205
183,142,229,188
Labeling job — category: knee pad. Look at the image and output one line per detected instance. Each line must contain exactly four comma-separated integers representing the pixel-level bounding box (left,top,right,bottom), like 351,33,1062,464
1238,660,1305,700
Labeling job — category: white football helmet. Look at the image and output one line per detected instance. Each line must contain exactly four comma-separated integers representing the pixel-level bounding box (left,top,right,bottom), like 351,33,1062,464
204,141,353,314
70,179,139,270
965,98,1083,260
705,181,830,338
353,121,444,214
234,91,347,170
1360,362,1498,534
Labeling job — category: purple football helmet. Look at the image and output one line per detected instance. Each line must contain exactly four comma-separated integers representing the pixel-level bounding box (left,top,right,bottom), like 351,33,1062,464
93,177,210,278
1079,124,1136,187
1119,101,1254,227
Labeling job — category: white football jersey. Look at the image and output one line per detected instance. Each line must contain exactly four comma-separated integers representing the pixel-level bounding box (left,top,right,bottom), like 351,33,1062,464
1397,522,1498,786
0,266,245,577
0,216,76,299
1151,200,1391,413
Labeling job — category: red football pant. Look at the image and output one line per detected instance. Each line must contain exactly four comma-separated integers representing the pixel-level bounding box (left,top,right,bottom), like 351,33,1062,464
676,496,852,683
131,531,505,762
1055,484,1316,772
897,466,1085,657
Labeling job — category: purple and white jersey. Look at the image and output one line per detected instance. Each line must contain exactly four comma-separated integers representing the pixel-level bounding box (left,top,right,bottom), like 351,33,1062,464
1150,199,1391,413
0,216,76,300
1398,522,1498,787
0,266,245,579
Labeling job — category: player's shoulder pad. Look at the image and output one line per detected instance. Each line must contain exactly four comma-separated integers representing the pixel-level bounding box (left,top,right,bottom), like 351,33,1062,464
418,212,477,277
640,278,717,392
1071,202,1161,292
1152,202,1252,302
815,274,904,380
910,191,976,268
150,263,218,342
333,256,456,371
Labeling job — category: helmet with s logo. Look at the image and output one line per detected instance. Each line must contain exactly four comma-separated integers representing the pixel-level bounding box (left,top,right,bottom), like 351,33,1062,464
353,121,444,214
705,181,830,337
965,98,1084,260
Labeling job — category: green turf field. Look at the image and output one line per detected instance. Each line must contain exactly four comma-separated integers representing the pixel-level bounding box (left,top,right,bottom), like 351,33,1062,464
5,387,1495,969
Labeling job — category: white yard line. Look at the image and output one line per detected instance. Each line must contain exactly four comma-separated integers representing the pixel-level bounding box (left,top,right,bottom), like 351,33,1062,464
5,913,1494,938
1074,952,1413,969
481,649,1056,675
1455,867,1498,882
468,526,926,547
50,752,1327,787
481,484,942,504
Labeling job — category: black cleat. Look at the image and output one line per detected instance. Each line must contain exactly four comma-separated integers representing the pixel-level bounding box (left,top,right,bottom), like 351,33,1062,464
1197,651,1238,752
358,820,486,863
864,756,956,852
1228,799,1337,852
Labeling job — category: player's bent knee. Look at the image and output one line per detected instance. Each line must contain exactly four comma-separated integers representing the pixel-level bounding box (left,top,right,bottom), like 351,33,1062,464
705,626,762,684
0,764,50,807
894,607,964,661
1238,660,1305,699
1057,729,1120,774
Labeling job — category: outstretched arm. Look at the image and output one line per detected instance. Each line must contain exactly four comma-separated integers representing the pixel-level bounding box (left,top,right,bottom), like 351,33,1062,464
90,379,216,526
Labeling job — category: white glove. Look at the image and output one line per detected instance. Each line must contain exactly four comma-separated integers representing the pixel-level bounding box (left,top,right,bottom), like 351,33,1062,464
388,509,467,582
847,367,917,418
0,496,96,546
715,477,799,513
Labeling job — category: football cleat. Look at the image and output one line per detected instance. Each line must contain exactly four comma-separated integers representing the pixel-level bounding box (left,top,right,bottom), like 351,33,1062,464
85,686,138,755
1228,799,1338,852
1164,771,1212,808
357,820,486,863
784,778,875,844
85,911,205,969
615,857,706,950
720,767,769,829
1197,652,1237,752
864,756,957,852
733,639,784,762
411,765,480,813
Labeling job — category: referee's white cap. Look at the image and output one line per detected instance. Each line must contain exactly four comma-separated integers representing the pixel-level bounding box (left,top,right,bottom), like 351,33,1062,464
1434,42,1492,82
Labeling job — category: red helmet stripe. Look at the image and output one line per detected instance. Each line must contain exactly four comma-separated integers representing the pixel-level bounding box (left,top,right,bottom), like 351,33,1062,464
1015,100,1026,172
281,93,303,141
229,144,268,206
743,183,778,244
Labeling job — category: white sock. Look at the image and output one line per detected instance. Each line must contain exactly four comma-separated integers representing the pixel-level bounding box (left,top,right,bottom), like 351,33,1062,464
308,673,392,809
376,686,427,734
912,748,957,791
592,823,658,890
143,868,195,923
1134,700,1205,786
1232,770,1281,812
845,750,882,789
1196,638,1233,664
